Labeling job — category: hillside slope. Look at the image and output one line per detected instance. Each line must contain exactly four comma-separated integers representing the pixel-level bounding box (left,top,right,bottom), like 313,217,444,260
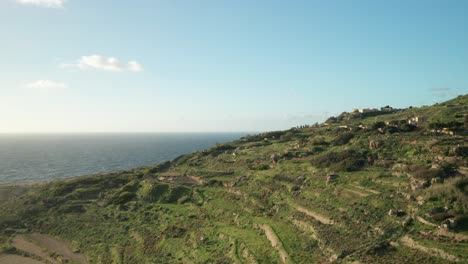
0,95,467,263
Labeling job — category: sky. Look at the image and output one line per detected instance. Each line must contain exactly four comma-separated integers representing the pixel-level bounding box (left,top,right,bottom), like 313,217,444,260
0,0,467,133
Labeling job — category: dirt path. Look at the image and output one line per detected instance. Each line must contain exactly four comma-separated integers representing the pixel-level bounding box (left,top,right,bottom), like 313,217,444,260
292,204,334,225
350,184,380,194
0,254,44,264
291,219,317,239
400,235,460,262
12,235,56,263
435,229,468,242
257,224,291,264
11,233,88,264
29,233,88,264
420,229,468,243
375,179,404,188
414,216,438,227
239,242,258,264
342,187,369,197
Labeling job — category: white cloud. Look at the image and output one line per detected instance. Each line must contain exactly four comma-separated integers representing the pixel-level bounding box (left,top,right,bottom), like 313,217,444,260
127,61,144,72
16,0,65,8
62,55,144,72
25,80,67,90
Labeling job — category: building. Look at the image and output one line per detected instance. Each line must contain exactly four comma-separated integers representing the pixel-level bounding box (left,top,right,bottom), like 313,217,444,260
381,105,394,112
357,108,379,114
408,116,426,126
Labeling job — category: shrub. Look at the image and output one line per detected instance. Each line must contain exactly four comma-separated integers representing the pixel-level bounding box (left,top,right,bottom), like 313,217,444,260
58,204,86,213
425,177,468,215
121,180,140,192
333,133,354,145
428,121,463,131
383,126,399,134
166,186,192,203
279,131,295,142
66,187,101,200
326,117,337,123
112,191,136,205
371,121,386,129
312,149,365,171
249,164,270,170
412,167,443,180
148,161,171,173
310,137,329,145
138,182,169,202
399,123,417,132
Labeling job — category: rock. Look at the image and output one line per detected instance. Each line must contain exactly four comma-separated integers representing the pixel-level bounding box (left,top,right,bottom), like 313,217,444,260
388,209,405,217
441,218,457,230
389,241,399,247
402,217,412,227
388,209,398,216
270,153,280,163
410,179,429,191
392,163,408,172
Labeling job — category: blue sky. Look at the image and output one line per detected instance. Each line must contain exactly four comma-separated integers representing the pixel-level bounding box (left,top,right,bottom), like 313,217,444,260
1,0,467,132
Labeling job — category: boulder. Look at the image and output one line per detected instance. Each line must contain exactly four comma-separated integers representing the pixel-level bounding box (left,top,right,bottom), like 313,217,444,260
441,218,457,230
270,153,280,163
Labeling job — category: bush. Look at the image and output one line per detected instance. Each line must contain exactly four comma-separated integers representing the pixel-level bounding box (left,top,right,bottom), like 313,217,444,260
383,126,399,134
310,137,329,145
112,191,136,205
371,122,386,129
399,123,417,132
58,204,86,213
166,186,192,203
425,177,468,215
66,187,101,200
148,161,171,173
279,131,295,142
410,163,458,180
312,149,366,171
138,182,170,202
440,162,459,177
249,164,270,170
121,180,140,192
428,121,463,131
326,117,337,123
333,133,354,145
412,167,443,180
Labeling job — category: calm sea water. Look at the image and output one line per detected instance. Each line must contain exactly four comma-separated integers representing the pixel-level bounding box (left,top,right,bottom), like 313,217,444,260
0,133,246,184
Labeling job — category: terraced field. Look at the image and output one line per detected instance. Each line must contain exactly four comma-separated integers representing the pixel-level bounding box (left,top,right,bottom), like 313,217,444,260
0,95,466,263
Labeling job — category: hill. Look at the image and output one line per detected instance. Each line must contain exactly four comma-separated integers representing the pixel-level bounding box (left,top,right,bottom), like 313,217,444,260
0,95,467,263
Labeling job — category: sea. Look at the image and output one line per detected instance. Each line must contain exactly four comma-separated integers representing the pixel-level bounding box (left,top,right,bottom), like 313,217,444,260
0,133,247,184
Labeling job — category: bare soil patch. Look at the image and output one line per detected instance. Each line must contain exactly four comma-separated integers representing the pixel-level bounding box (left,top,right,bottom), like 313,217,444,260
0,254,44,264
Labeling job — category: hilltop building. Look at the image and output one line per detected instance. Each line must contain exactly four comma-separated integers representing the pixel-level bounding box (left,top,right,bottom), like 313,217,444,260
408,116,426,126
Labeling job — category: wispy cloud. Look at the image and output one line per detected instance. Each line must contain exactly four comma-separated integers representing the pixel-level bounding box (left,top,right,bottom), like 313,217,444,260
62,55,144,72
429,87,451,92
25,80,67,90
16,0,65,8
429,87,453,98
